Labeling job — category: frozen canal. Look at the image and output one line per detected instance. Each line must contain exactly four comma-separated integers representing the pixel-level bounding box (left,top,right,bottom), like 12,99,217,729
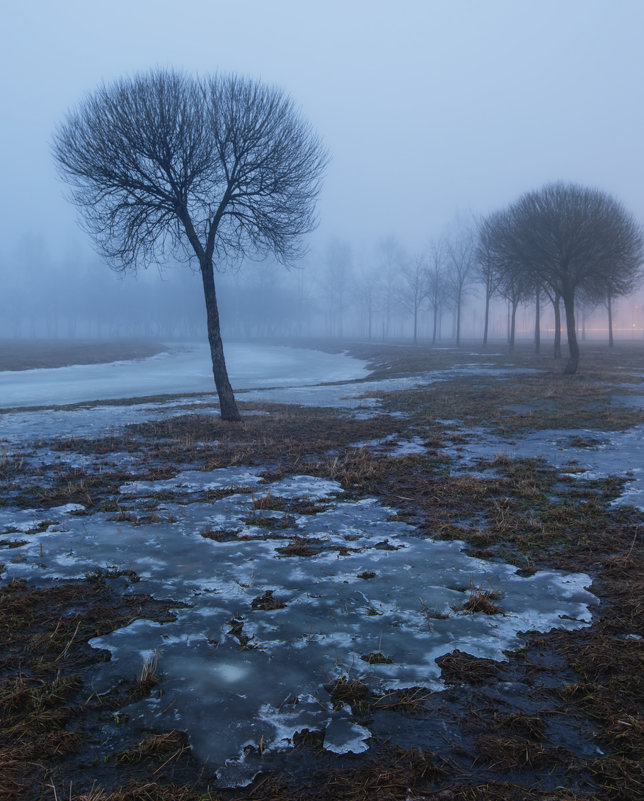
0,341,370,409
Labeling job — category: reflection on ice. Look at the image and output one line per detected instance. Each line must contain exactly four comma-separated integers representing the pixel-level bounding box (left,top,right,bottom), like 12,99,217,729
0,470,597,783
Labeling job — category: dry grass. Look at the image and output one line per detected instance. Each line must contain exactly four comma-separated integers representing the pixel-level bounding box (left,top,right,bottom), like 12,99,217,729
461,585,504,615
2,340,643,800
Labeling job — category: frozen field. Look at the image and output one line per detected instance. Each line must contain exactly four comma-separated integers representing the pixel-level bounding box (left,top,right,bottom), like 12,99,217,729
1,342,641,787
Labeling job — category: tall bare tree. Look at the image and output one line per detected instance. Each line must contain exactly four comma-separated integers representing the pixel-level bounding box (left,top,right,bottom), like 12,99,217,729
426,239,448,345
322,238,352,338
480,183,643,373
397,254,427,344
53,70,327,419
477,210,533,351
445,227,475,346
353,261,380,340
475,215,502,347
582,242,643,347
376,235,406,339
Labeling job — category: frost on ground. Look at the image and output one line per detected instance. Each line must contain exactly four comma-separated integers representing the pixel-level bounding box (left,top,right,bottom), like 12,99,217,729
1,342,642,790
0,467,596,784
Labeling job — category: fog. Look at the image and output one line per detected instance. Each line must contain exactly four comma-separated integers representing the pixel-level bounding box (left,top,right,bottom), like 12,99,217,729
2,1,644,342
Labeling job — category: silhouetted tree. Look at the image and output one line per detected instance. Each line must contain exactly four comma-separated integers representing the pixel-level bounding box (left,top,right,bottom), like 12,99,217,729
353,261,379,340
53,70,326,419
582,245,643,347
426,239,448,345
480,183,643,373
397,254,427,344
322,239,352,337
533,284,545,354
475,216,502,347
376,236,406,339
445,227,475,346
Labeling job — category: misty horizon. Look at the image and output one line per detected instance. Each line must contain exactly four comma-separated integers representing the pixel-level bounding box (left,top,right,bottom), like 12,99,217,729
3,2,644,350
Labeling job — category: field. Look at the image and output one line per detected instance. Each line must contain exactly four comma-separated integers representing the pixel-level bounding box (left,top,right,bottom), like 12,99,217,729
0,339,642,801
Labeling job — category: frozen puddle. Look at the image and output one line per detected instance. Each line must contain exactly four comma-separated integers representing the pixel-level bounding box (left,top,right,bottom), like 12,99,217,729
0,352,535,446
0,342,371,410
444,424,644,511
0,471,597,785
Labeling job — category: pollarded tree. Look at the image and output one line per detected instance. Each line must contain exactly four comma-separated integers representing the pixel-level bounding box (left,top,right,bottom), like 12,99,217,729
480,183,643,373
53,70,327,420
477,209,534,351
581,243,643,347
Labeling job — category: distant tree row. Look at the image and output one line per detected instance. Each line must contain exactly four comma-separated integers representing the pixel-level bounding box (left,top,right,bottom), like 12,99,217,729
479,183,643,373
316,183,643,375
50,68,644,417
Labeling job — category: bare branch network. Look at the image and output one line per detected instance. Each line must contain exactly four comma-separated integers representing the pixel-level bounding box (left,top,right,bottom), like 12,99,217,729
478,182,644,373
53,69,327,420
54,70,327,272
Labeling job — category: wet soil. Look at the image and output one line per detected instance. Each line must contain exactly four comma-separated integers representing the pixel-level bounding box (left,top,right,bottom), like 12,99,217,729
0,340,642,800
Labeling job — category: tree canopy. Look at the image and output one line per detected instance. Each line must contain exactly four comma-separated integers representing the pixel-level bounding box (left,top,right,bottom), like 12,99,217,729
53,69,327,419
479,183,643,373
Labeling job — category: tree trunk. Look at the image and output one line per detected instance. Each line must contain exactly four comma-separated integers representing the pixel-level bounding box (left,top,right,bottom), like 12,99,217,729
413,306,418,345
534,289,541,354
607,292,614,347
432,306,438,345
553,294,562,359
509,300,517,351
456,290,462,346
482,285,490,347
562,292,579,374
200,258,241,421
581,307,586,341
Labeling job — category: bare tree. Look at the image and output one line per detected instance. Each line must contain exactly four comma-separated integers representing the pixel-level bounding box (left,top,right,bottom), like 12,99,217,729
477,210,533,351
582,242,643,347
376,236,406,339
397,253,427,344
475,216,502,347
353,260,380,340
445,227,475,346
425,239,449,345
321,239,352,337
480,183,643,373
53,70,326,419
533,283,545,354
498,265,533,351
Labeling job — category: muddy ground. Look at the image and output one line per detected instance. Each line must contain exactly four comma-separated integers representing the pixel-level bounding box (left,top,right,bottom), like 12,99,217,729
0,340,642,800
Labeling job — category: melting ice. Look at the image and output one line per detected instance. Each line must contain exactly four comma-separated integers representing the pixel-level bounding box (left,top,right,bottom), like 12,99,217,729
0,470,597,784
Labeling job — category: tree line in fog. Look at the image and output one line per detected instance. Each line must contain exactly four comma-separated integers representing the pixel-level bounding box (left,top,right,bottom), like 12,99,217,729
2,203,642,352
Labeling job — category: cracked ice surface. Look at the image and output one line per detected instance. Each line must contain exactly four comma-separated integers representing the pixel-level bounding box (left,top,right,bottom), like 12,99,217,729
0,471,597,785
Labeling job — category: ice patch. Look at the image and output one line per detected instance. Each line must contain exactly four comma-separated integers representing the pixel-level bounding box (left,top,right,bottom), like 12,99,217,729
0,470,599,783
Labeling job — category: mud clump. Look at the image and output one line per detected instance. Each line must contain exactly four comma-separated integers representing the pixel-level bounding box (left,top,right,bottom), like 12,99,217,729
251,590,287,610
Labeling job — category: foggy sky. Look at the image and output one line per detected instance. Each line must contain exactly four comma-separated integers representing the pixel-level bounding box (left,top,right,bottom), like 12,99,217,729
2,0,644,264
